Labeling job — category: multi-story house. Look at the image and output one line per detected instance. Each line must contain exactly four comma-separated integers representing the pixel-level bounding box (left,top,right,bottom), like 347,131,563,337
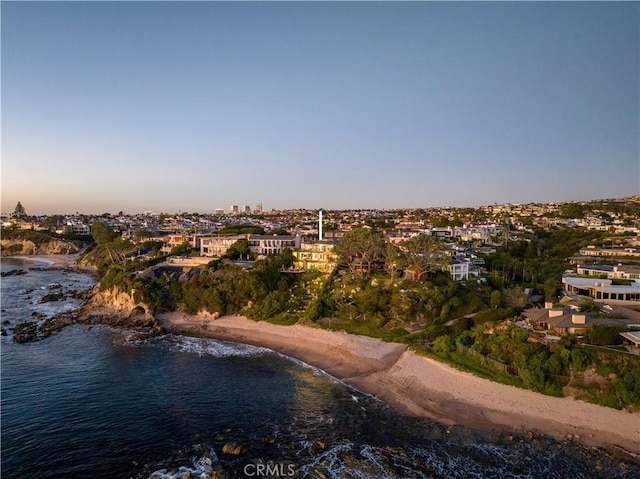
247,234,301,256
293,241,338,273
160,233,191,253
199,234,301,258
62,221,90,236
200,235,246,257
448,258,470,281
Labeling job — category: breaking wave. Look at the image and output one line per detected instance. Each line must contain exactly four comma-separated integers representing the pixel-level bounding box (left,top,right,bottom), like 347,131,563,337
130,333,273,358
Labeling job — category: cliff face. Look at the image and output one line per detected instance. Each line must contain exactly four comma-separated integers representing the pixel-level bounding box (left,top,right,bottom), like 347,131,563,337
80,286,162,335
89,286,144,316
1,238,79,256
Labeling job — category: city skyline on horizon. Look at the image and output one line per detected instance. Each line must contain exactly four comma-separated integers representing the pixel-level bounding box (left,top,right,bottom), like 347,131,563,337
2,2,638,215
4,193,638,218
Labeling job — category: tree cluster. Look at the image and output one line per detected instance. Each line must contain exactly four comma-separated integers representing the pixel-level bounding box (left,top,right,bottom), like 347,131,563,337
333,228,451,280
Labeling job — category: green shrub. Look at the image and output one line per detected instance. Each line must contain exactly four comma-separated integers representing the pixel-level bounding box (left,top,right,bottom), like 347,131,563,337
571,348,590,372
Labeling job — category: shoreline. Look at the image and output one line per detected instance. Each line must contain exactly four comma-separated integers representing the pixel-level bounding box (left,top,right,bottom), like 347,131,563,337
157,312,640,455
4,254,96,274
6,255,637,456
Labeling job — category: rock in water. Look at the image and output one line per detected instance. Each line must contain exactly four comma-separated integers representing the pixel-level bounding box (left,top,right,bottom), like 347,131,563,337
1,269,27,277
221,443,247,455
40,292,65,303
13,321,39,343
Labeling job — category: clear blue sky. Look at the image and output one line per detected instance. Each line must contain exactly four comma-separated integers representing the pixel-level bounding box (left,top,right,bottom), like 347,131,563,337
2,1,638,215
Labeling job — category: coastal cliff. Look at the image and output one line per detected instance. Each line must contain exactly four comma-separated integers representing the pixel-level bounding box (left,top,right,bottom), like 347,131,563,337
89,286,141,314
78,285,164,336
1,237,80,256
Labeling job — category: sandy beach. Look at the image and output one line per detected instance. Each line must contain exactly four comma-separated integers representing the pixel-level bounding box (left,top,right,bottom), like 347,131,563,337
158,312,640,454
6,254,95,273
6,253,636,454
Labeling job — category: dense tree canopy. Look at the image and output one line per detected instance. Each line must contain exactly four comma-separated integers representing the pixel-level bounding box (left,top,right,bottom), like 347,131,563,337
91,220,117,245
333,227,385,275
400,234,450,277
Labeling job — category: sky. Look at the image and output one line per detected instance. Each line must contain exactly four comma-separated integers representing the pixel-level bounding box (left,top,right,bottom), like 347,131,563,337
2,1,639,215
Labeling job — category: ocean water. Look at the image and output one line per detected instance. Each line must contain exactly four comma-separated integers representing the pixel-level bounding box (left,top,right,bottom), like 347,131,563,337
1,258,639,478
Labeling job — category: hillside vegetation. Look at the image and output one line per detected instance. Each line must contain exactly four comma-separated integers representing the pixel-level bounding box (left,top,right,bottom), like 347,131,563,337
79,224,640,410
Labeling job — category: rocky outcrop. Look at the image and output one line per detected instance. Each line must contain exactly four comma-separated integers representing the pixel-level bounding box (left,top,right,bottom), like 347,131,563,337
13,321,39,343
89,286,141,314
1,238,80,256
13,312,75,343
40,292,65,303
77,286,164,337
221,443,247,456
12,285,164,344
1,269,28,277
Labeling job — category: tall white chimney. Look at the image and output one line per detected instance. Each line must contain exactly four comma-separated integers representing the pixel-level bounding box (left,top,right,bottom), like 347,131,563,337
319,210,323,241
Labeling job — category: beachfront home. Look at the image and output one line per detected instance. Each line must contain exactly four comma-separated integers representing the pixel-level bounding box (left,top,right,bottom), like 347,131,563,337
522,307,636,335
293,240,338,273
199,233,301,258
247,234,301,256
562,277,640,305
200,235,246,257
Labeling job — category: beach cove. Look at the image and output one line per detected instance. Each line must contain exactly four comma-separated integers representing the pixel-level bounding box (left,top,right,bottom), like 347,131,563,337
158,312,640,455
8,254,640,454
4,254,640,477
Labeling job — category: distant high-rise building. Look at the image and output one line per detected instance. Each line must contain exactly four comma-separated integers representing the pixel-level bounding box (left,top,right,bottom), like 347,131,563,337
255,202,263,213
242,205,251,214
229,205,238,215
214,208,224,216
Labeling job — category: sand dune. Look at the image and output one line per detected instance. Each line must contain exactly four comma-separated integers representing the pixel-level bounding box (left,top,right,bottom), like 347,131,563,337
157,312,640,454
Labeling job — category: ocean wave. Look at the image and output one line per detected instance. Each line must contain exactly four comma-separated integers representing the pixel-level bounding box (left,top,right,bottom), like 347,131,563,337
132,334,273,358
138,427,638,479
4,256,54,266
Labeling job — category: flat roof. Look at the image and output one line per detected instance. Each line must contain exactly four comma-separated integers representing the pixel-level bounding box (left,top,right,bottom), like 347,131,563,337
620,331,640,345
563,277,640,293
578,265,613,271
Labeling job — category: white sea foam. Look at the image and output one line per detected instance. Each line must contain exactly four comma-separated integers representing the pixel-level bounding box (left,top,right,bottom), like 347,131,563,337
146,446,218,479
10,256,55,267
137,334,272,358
273,351,338,379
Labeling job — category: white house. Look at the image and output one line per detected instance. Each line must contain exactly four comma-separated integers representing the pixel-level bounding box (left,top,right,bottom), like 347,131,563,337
448,258,470,281
200,235,246,257
247,234,301,256
562,276,640,304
